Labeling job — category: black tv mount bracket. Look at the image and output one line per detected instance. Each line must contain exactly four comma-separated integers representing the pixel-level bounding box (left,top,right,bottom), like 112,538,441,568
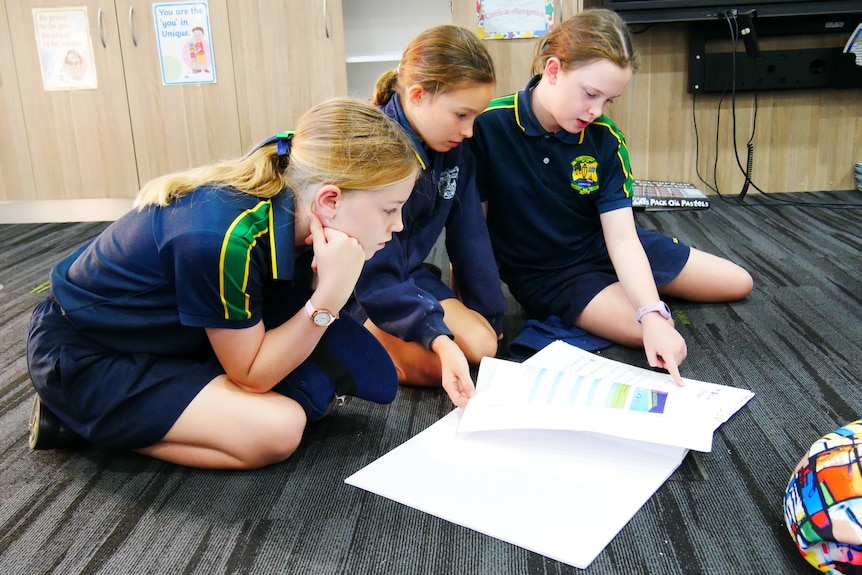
688,12,862,93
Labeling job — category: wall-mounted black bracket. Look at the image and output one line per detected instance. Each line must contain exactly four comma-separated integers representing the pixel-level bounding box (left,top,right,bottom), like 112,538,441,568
688,13,862,93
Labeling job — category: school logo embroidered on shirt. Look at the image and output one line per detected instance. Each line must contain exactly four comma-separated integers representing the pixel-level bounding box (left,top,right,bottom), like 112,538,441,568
570,156,599,194
438,167,459,200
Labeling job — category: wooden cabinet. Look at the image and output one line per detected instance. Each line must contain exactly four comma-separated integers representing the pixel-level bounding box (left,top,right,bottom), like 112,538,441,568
229,0,348,151
3,0,240,201
118,0,242,185
4,0,140,200
0,1,36,200
1,0,347,205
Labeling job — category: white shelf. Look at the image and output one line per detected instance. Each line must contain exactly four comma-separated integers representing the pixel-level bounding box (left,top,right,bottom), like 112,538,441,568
346,60,398,99
345,53,402,64
343,0,452,98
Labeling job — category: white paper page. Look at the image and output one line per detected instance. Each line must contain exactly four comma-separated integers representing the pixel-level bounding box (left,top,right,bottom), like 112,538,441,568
844,23,862,65
533,342,754,429
458,342,754,452
345,409,688,569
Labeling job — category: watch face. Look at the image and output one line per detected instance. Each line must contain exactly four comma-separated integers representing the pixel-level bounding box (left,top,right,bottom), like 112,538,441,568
637,302,672,323
312,310,332,326
660,303,671,318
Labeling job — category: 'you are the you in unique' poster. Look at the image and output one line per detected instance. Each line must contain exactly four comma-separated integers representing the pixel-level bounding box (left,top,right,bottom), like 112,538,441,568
153,2,216,85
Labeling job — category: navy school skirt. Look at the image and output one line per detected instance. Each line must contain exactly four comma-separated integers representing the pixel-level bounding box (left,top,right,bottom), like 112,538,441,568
26,296,397,451
27,297,226,450
506,227,691,325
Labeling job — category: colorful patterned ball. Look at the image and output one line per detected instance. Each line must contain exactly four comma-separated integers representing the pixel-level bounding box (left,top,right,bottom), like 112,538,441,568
785,420,862,574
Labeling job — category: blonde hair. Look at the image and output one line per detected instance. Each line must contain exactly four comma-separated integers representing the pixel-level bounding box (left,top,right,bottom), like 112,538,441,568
532,8,638,76
134,98,420,209
373,25,495,106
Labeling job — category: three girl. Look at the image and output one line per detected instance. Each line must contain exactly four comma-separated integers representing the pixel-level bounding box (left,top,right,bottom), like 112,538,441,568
28,12,756,469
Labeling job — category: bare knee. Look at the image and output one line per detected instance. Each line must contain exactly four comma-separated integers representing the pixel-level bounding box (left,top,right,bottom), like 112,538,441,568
707,266,753,302
670,250,754,302
457,330,498,364
397,355,443,387
445,305,499,364
399,331,496,386
238,406,306,469
365,322,444,387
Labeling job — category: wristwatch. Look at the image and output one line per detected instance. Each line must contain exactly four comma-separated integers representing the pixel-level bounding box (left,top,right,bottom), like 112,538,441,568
305,299,338,327
636,301,672,324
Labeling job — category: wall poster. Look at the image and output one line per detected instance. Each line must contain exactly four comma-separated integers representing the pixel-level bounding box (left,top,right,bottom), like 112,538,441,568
153,1,216,85
32,7,98,91
476,0,554,40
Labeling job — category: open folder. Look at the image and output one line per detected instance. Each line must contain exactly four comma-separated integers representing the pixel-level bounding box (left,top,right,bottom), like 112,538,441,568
346,341,754,569
460,346,754,452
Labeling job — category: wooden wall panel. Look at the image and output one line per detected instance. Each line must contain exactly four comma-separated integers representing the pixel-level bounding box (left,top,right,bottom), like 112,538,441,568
609,24,862,194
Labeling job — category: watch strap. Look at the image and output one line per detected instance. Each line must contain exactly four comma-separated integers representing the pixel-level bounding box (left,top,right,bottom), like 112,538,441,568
636,301,671,324
305,299,338,326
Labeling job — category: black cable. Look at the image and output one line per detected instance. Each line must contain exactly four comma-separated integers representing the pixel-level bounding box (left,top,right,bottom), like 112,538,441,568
690,13,862,209
723,11,758,200
691,92,718,194
724,13,862,207
738,141,754,199
713,92,726,198
692,60,734,202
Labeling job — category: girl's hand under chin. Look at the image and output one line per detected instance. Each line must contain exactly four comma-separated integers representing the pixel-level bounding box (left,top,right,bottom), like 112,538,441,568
306,213,366,310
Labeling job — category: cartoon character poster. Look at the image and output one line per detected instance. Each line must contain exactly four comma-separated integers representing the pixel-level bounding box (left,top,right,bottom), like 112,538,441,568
32,7,98,91
153,2,216,85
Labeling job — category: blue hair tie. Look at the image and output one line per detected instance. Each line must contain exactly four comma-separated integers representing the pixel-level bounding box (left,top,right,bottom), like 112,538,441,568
250,132,294,158
276,138,289,157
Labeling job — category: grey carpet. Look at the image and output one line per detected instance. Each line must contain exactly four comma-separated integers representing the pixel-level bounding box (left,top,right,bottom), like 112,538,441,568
2,191,862,574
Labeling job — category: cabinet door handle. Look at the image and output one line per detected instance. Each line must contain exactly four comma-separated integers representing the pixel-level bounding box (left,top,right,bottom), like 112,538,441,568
129,6,138,47
322,0,330,39
97,7,106,47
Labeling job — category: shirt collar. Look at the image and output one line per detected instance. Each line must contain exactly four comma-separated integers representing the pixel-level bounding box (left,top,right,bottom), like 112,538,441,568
382,92,429,170
517,75,585,145
268,191,297,281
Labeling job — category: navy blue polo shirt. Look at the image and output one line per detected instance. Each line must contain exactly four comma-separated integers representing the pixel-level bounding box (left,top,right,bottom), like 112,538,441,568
50,185,301,356
353,93,507,348
471,75,635,281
